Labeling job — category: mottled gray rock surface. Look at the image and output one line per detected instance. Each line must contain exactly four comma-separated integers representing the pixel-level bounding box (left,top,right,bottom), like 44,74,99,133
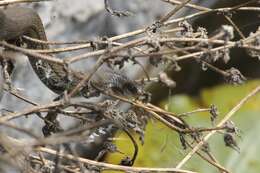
0,0,174,136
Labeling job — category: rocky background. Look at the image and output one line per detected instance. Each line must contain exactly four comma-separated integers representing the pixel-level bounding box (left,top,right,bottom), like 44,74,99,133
0,0,174,137
0,0,259,172
1,0,259,137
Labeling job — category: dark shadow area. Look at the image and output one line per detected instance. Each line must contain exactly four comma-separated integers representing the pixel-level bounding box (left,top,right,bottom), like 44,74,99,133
150,1,260,104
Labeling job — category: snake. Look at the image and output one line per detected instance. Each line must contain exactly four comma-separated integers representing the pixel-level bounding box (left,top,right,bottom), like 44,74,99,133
0,7,144,160
0,7,143,98
0,7,72,94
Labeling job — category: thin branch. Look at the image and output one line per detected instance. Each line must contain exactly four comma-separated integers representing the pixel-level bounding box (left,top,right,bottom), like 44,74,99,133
176,85,260,169
37,147,197,173
159,0,192,23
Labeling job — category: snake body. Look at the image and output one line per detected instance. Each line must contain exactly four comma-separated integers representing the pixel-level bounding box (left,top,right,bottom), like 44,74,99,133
0,7,69,93
0,7,150,98
0,7,139,160
0,7,110,160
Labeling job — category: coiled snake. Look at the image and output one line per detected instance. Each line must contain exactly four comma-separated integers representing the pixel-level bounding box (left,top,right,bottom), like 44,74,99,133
0,7,142,160
0,7,72,94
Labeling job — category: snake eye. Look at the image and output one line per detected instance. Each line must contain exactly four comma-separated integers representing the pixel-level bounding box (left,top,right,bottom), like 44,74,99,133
123,82,138,95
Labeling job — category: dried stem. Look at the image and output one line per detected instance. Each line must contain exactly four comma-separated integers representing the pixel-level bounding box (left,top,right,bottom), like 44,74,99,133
176,85,260,169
